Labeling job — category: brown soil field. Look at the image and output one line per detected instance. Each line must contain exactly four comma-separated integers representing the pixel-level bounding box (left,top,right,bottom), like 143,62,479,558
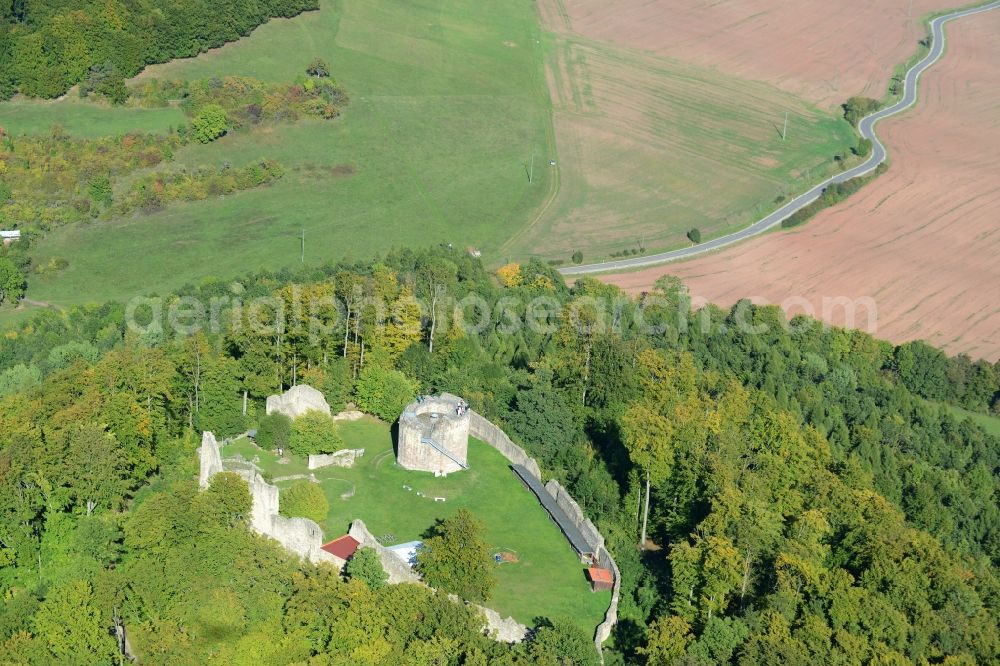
603,11,1000,361
541,0,965,109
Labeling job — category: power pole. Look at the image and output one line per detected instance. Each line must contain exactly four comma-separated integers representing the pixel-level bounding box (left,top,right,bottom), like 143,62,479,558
300,228,305,263
528,152,535,184
782,112,789,141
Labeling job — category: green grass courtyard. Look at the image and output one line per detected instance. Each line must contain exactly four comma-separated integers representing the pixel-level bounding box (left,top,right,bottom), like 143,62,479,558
224,417,610,634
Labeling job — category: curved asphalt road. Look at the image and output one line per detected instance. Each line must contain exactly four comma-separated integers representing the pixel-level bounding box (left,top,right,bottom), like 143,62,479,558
559,0,1000,276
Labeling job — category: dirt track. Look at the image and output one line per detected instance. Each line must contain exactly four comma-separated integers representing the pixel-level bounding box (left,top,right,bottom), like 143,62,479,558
603,11,1000,360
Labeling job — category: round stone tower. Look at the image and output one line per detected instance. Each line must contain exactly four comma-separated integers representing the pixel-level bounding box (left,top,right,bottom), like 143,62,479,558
397,393,470,473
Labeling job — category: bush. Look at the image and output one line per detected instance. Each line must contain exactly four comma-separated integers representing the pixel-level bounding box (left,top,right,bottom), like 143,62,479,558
354,364,416,422
571,250,583,264
191,104,228,143
345,548,388,589
289,410,343,456
842,96,881,127
854,138,873,158
781,170,879,230
88,177,113,208
687,228,701,244
256,412,292,451
279,480,329,523
306,58,331,78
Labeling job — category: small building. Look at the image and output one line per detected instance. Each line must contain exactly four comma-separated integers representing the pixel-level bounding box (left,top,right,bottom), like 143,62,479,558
320,534,360,563
387,540,424,567
1,230,21,247
586,567,614,592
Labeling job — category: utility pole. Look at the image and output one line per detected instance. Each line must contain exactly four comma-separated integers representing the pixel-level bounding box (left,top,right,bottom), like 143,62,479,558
300,229,305,263
782,111,789,141
528,152,535,184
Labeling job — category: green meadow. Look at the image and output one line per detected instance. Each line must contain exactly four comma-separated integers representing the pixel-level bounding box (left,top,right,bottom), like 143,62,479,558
2,0,554,312
225,418,610,633
944,404,1000,437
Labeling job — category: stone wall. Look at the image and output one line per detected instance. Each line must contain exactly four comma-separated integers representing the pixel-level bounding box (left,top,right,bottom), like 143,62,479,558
266,384,331,419
468,409,619,656
348,519,422,585
198,431,224,489
545,480,606,554
199,431,341,567
594,544,621,647
467,412,542,479
308,448,365,470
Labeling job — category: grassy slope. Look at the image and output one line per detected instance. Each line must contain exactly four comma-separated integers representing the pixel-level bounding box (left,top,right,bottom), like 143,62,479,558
0,96,185,137
943,404,1000,437
226,418,610,632
3,0,553,311
503,32,857,261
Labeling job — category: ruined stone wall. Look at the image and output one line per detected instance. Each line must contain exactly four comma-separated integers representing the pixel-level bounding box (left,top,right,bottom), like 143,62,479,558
594,544,621,647
545,480,605,553
467,412,542,479
198,431,224,489
200,431,340,567
348,519,422,585
308,449,364,470
266,384,331,419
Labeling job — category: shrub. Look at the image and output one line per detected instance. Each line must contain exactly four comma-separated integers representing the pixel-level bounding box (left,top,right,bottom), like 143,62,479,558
345,548,388,589
88,177,113,207
353,364,416,422
842,96,880,127
191,104,228,143
571,250,583,264
306,58,331,78
289,410,343,456
687,228,701,244
279,480,329,523
854,138,873,158
256,412,292,451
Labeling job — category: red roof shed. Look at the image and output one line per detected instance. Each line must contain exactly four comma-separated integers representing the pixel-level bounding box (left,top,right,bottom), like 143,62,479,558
586,567,614,592
321,535,360,561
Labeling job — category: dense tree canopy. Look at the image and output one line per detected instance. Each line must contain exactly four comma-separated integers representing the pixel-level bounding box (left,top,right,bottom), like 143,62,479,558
0,245,998,663
0,0,319,99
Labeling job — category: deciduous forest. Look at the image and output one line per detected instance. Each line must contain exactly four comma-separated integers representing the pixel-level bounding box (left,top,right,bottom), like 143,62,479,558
0,0,319,99
1,246,998,664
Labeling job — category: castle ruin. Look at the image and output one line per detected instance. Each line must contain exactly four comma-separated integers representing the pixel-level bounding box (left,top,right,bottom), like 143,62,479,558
198,431,344,567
